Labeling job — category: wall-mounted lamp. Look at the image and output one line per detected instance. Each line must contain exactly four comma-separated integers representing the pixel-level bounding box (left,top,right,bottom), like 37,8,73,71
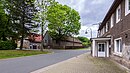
125,33,128,38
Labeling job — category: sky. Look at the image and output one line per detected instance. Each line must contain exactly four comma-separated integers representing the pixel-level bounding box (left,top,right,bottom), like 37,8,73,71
55,0,114,38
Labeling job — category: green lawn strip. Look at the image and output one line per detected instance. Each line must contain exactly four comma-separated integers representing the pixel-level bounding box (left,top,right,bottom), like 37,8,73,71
0,50,49,59
74,48,90,50
57,47,90,50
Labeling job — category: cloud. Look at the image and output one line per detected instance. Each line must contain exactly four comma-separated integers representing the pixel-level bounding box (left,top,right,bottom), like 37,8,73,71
55,0,114,38
91,0,105,5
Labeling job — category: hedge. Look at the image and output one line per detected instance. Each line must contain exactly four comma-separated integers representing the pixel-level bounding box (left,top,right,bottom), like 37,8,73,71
0,41,17,50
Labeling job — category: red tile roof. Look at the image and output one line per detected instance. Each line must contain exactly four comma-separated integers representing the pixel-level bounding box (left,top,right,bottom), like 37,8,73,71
28,33,42,43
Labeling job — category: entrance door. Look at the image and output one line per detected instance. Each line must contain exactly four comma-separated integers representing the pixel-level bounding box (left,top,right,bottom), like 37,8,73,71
98,43,105,57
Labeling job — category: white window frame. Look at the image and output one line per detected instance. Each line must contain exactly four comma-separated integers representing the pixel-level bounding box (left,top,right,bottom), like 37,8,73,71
114,38,122,56
110,14,114,28
116,5,121,23
125,0,130,16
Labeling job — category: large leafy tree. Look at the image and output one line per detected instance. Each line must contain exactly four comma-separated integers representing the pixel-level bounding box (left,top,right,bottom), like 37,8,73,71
0,1,6,40
0,0,10,41
5,0,38,50
47,2,81,45
35,0,55,51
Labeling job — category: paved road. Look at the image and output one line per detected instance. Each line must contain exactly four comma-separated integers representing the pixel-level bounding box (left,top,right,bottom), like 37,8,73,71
0,49,89,73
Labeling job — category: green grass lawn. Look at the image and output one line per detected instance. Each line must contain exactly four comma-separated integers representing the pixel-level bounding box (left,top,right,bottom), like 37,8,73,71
74,47,90,50
0,50,49,59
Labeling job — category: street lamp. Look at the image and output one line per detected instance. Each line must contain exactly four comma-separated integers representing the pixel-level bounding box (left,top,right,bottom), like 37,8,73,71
85,22,101,38
85,28,92,39
85,22,101,55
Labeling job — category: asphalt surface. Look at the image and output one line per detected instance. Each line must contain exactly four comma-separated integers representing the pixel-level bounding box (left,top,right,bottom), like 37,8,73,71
0,49,89,73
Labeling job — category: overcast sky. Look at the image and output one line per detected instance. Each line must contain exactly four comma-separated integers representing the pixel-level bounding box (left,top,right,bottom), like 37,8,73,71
55,0,114,38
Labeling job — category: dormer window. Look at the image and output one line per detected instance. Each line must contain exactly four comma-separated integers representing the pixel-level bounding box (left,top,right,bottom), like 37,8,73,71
116,5,121,23
125,0,130,15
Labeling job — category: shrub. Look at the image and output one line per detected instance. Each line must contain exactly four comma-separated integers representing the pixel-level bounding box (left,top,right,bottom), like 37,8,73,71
0,41,17,50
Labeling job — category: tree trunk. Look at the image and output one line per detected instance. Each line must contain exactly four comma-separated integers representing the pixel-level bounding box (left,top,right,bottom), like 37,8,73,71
57,40,61,48
41,24,44,51
72,36,74,49
20,6,25,50
20,34,24,50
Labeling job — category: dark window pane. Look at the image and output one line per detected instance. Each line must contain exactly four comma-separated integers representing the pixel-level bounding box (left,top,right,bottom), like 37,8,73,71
102,44,105,52
99,44,101,51
120,40,122,52
129,0,130,10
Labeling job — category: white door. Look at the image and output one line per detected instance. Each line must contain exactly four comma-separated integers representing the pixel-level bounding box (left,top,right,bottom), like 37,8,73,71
98,43,105,57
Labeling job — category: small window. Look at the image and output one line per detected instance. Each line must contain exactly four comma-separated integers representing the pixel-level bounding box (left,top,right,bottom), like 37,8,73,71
106,23,108,32
45,40,47,43
104,25,106,33
114,38,122,54
118,9,121,19
30,45,32,49
110,14,114,28
33,45,37,49
125,0,130,15
116,5,121,23
103,27,105,34
106,22,110,32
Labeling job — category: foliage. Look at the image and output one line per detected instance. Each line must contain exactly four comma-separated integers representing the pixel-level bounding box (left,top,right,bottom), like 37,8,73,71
77,36,91,47
0,41,17,50
4,0,38,50
47,2,81,42
0,0,9,41
0,0,81,50
34,0,55,51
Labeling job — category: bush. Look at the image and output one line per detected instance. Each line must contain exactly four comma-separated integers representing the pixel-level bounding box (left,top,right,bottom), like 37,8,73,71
0,41,17,50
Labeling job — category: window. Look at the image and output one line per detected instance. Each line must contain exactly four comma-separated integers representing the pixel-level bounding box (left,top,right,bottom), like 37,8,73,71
107,21,110,31
98,44,105,52
98,30,101,37
104,25,106,33
106,22,110,32
111,14,114,28
30,45,32,49
116,5,121,23
101,29,103,36
103,27,105,34
45,40,47,43
33,45,37,49
106,23,108,32
114,38,122,54
125,0,130,15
